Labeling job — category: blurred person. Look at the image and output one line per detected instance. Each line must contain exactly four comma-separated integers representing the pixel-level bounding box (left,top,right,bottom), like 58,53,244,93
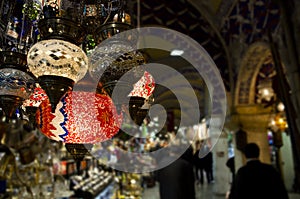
226,155,235,183
193,140,205,185
229,143,289,199
202,144,214,183
155,146,195,199
204,151,214,183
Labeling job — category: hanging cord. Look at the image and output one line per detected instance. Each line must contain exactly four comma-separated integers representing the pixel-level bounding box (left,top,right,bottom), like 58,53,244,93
137,0,140,28
102,1,113,25
18,0,28,53
19,15,25,52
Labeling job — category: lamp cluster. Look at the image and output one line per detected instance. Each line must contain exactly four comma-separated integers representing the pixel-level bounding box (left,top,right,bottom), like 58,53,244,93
0,0,155,161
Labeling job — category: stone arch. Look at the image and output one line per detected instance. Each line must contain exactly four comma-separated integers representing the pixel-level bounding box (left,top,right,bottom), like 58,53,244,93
233,42,276,165
235,42,273,106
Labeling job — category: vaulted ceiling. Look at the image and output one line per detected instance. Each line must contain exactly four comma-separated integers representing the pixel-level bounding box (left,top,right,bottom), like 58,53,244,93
127,0,280,91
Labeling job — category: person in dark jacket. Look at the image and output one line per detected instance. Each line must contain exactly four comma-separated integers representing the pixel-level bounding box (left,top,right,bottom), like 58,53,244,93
226,156,235,183
156,146,195,199
193,140,205,184
229,143,289,199
203,150,214,183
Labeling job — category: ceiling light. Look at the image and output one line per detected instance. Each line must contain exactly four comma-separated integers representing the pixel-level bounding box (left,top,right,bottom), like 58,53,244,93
170,49,184,56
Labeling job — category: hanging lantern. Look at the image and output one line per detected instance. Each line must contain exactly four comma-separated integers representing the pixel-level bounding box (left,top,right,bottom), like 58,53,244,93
89,44,146,120
27,39,88,112
27,0,88,113
23,85,48,108
93,0,133,44
36,91,123,160
88,40,146,116
36,91,123,143
88,0,145,111
128,71,155,99
22,85,48,127
127,71,155,125
0,51,35,120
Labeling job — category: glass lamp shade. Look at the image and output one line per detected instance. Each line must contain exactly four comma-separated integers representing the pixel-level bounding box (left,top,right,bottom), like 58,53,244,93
128,96,149,126
94,22,135,45
89,40,144,83
27,39,88,82
0,68,35,99
23,86,48,107
37,18,86,45
128,71,155,99
0,51,36,119
126,71,155,126
36,91,123,144
22,86,48,128
89,40,145,106
27,39,88,112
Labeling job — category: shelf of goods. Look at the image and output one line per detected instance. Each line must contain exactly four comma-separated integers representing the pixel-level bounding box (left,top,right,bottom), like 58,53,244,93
70,169,115,198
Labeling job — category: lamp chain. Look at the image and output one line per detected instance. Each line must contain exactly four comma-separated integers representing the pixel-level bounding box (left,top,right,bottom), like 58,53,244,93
102,1,113,25
137,0,140,28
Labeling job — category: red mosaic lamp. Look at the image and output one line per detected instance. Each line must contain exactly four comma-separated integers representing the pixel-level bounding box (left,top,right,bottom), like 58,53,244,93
128,71,155,99
127,71,155,125
22,85,48,128
36,91,123,160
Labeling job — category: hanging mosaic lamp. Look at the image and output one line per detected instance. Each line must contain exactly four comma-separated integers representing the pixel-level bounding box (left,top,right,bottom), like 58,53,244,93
36,91,123,160
127,71,155,125
27,0,88,113
88,0,145,109
36,91,123,143
22,85,48,128
128,71,155,99
0,51,36,120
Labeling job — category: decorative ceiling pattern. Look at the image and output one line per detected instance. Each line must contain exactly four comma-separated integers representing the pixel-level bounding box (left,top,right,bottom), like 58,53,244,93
129,0,230,90
221,0,280,44
129,0,280,92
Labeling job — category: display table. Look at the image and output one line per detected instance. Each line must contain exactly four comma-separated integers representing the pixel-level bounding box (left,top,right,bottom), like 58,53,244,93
70,170,114,198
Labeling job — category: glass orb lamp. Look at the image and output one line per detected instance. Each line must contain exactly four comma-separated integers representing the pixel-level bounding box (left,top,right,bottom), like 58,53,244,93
128,71,155,99
89,39,146,110
37,91,122,143
36,91,123,160
23,85,48,108
22,85,47,128
26,0,89,113
89,0,145,107
27,39,88,112
127,71,155,126
0,51,35,120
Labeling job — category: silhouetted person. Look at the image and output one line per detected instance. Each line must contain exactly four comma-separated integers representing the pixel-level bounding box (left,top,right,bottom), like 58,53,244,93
156,146,195,199
229,143,289,199
193,140,205,184
202,145,214,183
226,156,235,183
